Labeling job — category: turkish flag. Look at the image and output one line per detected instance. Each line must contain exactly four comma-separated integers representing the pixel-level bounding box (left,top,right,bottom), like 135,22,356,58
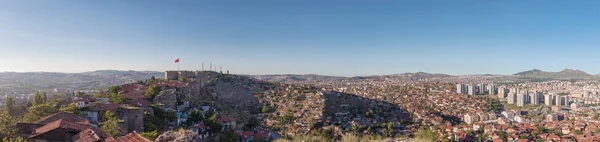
175,58,180,63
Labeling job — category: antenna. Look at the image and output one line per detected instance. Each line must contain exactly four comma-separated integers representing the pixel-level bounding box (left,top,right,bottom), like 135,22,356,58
210,62,212,71
202,62,204,71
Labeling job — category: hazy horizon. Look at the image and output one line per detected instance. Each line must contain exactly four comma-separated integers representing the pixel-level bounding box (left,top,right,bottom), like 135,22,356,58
0,68,596,77
2,1,600,76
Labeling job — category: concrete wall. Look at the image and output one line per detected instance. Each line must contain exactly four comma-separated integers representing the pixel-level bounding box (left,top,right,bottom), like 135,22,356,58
165,71,179,80
118,108,144,134
179,71,196,78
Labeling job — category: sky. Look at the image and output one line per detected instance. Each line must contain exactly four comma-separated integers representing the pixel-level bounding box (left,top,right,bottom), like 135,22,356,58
1,0,600,76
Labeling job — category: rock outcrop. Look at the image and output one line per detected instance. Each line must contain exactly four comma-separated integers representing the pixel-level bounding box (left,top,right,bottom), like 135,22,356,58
153,89,178,109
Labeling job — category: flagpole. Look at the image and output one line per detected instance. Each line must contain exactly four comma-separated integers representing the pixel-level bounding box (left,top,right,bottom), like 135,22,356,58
178,58,180,71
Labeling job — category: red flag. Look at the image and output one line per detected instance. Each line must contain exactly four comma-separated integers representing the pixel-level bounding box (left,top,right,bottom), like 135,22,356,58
175,58,180,63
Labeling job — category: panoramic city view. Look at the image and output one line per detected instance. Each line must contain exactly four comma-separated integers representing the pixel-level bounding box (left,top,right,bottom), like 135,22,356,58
1,1,600,142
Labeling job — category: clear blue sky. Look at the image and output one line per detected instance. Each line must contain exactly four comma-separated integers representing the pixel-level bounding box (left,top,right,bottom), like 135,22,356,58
1,0,599,76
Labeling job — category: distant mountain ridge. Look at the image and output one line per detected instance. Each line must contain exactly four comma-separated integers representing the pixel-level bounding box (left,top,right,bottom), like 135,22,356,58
0,70,164,93
513,69,596,79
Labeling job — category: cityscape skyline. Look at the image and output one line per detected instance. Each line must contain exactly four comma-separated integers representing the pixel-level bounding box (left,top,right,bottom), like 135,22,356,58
1,1,600,76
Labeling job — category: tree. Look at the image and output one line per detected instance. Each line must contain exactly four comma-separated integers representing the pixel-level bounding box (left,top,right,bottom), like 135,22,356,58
179,76,187,82
416,128,438,141
219,132,239,142
140,130,158,140
245,117,260,129
94,90,104,98
76,91,85,97
189,110,203,123
22,103,58,123
42,91,47,102
101,111,121,137
166,110,177,122
108,93,126,104
145,85,161,100
59,103,80,114
144,106,167,132
0,111,19,139
365,109,374,118
2,136,24,142
554,129,563,137
262,104,269,113
498,131,508,141
108,86,122,94
5,96,15,116
32,91,47,105
478,133,489,142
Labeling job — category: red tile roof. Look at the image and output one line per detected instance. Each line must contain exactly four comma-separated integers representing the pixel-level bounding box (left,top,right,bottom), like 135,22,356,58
30,119,90,138
99,104,122,113
127,99,152,108
217,116,236,123
196,123,206,129
35,112,90,125
120,83,148,100
72,128,109,142
111,132,151,142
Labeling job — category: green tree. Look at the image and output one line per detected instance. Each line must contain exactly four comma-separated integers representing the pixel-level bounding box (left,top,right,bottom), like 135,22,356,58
140,130,158,140
5,96,15,116
0,110,19,139
262,104,269,113
144,106,167,132
94,90,104,98
59,103,80,114
416,128,438,141
166,110,177,122
498,131,508,141
189,110,203,123
101,111,121,137
33,91,47,105
2,136,24,142
365,109,374,118
108,86,122,94
108,93,126,104
76,91,85,97
554,129,563,137
22,103,58,123
574,130,583,135
245,117,260,129
179,76,187,82
219,132,239,142
145,85,161,100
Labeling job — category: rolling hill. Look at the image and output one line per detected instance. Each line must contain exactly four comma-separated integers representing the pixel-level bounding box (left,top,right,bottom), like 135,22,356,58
513,69,597,79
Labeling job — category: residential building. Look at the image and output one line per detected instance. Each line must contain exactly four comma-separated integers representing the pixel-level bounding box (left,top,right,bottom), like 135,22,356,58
479,84,487,95
456,84,466,94
546,114,558,122
517,94,527,107
545,94,553,106
507,93,517,104
468,85,476,95
530,92,540,105
498,88,508,99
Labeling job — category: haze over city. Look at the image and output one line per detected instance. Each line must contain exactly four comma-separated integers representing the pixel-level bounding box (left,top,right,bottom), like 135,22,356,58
1,1,599,76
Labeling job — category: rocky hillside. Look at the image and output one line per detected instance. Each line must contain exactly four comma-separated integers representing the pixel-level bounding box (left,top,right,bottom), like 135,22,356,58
173,72,413,137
